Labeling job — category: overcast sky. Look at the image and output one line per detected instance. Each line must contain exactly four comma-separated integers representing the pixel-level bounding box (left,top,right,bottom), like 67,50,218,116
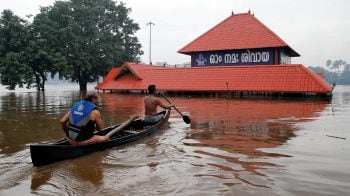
1,0,349,68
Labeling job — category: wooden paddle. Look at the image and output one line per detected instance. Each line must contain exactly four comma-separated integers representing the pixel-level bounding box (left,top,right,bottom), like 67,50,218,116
105,115,139,139
159,93,191,124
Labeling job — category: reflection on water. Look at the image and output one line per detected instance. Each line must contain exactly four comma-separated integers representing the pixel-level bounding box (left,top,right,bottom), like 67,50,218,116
185,99,327,154
30,154,105,195
0,86,350,195
0,91,80,154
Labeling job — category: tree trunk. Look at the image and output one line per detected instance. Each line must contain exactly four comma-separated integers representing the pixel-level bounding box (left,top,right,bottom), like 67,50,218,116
35,74,41,91
40,72,46,91
79,81,87,92
41,79,46,91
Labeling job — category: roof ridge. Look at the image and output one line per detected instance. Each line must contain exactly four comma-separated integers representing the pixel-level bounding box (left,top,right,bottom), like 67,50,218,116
249,14,287,46
139,64,303,70
178,12,300,56
251,15,299,55
178,14,234,53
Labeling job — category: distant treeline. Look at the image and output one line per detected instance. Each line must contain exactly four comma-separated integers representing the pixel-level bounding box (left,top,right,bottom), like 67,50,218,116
309,59,350,85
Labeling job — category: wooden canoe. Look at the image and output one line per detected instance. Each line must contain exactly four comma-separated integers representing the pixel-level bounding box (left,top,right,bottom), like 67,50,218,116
30,109,170,166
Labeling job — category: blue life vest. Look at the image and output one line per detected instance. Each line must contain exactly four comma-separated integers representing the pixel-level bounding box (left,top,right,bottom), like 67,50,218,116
68,101,97,140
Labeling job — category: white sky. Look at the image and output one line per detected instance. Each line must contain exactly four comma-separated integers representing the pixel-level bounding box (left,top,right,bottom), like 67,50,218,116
1,0,349,68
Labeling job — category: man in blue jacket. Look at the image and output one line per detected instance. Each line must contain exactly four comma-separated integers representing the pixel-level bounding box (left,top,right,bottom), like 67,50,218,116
60,93,107,145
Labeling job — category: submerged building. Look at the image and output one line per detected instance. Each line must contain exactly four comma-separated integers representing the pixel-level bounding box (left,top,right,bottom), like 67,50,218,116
96,12,332,97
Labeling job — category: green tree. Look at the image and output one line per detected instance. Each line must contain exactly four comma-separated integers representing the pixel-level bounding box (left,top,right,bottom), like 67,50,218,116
28,14,71,91
326,59,350,85
0,10,30,89
326,59,349,73
0,10,69,91
35,0,143,91
23,37,69,91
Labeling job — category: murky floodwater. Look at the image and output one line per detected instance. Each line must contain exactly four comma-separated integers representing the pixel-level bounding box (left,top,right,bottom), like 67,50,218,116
0,85,349,195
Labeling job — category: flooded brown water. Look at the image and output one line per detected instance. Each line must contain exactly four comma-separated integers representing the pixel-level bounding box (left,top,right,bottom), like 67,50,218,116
0,85,349,195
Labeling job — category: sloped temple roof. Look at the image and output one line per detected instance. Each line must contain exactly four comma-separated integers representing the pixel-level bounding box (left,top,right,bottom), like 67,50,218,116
96,13,331,96
96,62,332,94
178,13,299,57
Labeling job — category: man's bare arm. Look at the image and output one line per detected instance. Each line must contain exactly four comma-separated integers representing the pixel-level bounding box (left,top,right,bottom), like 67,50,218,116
60,111,70,133
156,98,172,109
93,110,104,131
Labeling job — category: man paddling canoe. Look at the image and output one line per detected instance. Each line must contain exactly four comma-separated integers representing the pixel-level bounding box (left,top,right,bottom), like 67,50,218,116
144,85,173,123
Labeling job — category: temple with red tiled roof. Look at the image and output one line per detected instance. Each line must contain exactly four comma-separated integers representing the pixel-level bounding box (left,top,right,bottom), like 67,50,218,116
178,12,299,66
96,12,332,97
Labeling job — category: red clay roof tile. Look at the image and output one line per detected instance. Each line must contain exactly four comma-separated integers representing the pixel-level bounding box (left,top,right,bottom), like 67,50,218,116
96,63,331,94
95,67,120,89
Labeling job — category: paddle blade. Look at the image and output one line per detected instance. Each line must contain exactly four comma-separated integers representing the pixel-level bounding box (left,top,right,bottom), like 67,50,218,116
183,115,191,124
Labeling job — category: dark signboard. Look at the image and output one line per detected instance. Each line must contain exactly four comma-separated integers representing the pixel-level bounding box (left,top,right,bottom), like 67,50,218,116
191,48,274,67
